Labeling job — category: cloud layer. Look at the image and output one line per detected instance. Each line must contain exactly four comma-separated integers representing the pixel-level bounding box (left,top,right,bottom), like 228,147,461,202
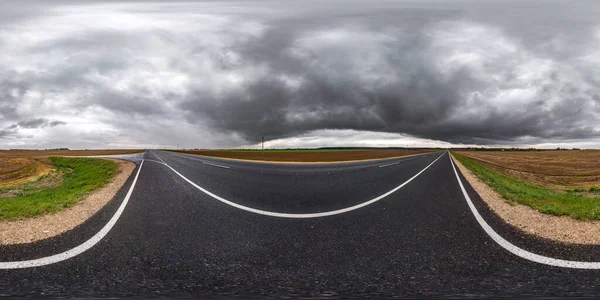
1,0,599,148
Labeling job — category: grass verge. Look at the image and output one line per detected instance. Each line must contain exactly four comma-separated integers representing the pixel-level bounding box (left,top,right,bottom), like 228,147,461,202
452,152,600,220
0,157,118,221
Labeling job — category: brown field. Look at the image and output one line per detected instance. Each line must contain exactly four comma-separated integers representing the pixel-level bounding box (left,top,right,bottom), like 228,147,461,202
0,157,52,189
171,149,437,162
456,150,600,189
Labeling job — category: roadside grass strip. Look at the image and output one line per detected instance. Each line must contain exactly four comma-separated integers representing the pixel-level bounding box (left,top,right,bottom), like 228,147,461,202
452,153,600,221
0,157,118,221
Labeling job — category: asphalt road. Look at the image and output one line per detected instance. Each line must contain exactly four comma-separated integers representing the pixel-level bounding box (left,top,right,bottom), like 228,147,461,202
2,150,600,298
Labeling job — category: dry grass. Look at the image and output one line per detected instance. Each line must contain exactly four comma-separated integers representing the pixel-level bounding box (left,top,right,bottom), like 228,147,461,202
455,150,600,189
170,149,436,162
0,157,53,189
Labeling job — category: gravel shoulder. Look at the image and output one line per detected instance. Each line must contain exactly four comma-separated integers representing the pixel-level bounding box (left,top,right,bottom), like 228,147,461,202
0,159,135,245
451,154,600,245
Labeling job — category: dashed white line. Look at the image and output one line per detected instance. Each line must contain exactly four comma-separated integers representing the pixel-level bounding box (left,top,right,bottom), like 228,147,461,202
449,154,600,269
202,161,231,169
171,153,206,161
0,160,145,269
378,162,399,168
163,152,445,218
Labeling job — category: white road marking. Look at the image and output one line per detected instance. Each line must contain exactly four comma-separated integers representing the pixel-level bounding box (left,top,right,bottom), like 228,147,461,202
144,159,166,165
171,151,435,166
164,152,445,218
150,150,166,164
0,161,145,269
155,152,230,169
450,155,600,269
171,153,207,161
202,161,231,169
378,162,399,168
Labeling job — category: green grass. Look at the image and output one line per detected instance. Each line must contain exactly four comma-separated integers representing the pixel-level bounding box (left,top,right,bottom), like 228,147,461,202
0,157,118,221
452,152,600,220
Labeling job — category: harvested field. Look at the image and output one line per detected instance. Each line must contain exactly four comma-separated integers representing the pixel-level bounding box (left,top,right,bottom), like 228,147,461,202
170,149,436,162
0,149,143,158
0,157,53,189
456,150,600,190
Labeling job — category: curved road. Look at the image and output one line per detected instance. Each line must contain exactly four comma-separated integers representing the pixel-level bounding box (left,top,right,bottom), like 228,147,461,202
2,150,600,297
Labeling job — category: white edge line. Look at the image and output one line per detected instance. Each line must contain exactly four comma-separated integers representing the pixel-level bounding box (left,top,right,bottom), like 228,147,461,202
164,152,446,219
202,161,230,169
449,154,600,269
0,160,145,269
378,162,400,168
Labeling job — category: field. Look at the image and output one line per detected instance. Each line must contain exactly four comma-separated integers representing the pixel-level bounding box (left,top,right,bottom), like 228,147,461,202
453,151,600,220
0,157,52,189
455,150,600,190
169,149,437,162
0,157,118,220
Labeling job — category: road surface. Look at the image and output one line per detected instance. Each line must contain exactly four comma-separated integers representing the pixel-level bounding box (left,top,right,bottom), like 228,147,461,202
1,150,600,297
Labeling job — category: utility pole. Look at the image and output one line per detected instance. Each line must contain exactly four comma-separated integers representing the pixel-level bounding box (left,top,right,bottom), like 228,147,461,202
261,136,264,150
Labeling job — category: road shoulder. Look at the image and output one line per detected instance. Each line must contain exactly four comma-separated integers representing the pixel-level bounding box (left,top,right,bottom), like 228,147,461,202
0,159,135,245
451,153,600,245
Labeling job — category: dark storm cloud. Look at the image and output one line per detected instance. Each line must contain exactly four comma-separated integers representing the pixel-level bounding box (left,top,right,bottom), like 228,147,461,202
178,1,600,144
1,0,600,148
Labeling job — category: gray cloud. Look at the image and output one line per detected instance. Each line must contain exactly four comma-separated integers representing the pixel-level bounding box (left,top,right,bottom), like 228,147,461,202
0,118,66,139
1,0,600,148
180,2,600,144
16,118,65,129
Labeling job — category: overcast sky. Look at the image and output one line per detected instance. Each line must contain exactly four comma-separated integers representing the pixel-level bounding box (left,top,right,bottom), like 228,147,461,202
1,0,599,149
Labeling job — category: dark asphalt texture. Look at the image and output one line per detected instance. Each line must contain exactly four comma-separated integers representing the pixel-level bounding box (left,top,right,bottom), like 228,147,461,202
2,150,600,298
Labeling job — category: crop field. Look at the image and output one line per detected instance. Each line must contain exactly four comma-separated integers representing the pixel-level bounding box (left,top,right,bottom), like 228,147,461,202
170,149,437,162
455,150,600,190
